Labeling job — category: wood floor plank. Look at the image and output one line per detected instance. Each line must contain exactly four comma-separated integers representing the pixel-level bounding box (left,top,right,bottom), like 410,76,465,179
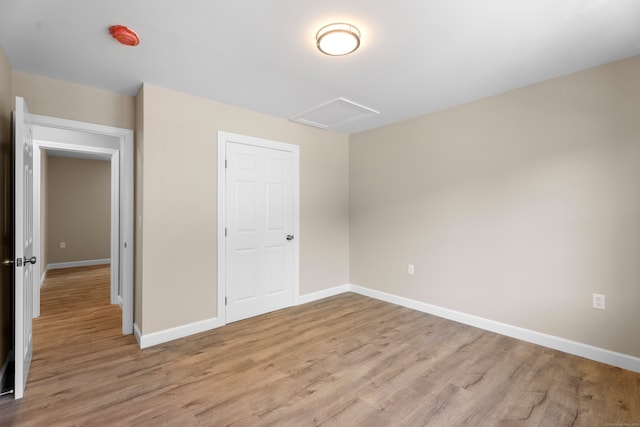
0,265,638,426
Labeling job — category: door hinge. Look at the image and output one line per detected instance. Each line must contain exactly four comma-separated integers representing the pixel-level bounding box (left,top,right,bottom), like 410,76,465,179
225,227,227,237
225,159,228,168
225,297,227,306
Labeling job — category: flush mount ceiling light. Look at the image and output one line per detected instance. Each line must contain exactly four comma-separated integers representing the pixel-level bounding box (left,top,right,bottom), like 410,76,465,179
109,25,140,46
316,23,361,56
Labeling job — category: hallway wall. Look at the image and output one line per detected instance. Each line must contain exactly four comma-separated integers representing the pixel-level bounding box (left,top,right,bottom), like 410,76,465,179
46,156,111,265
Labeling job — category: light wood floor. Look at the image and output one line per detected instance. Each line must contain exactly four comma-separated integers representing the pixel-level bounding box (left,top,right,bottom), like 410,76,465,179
0,266,638,426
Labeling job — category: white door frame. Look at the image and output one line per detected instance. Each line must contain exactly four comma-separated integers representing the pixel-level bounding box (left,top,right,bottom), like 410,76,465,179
30,114,134,334
217,131,300,327
33,143,119,311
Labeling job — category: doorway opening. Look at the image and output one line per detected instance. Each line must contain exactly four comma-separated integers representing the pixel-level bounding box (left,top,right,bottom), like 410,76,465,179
31,114,133,334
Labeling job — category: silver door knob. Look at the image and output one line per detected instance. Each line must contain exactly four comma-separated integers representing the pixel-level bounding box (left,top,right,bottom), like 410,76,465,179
23,256,37,265
286,235,294,241
2,259,14,266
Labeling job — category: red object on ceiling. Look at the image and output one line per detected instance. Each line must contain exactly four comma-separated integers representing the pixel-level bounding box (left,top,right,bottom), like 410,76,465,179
109,25,139,46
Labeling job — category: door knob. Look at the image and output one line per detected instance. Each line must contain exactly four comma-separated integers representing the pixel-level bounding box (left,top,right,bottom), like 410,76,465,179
23,256,37,266
2,259,14,267
286,235,294,241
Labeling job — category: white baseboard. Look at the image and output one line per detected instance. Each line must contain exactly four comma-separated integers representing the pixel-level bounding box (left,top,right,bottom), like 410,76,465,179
298,284,351,305
47,259,111,271
0,351,13,393
134,284,351,349
136,317,220,349
131,282,640,373
349,284,640,373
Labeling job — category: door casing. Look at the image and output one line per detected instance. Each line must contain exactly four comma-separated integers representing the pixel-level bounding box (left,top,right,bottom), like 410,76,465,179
30,114,134,334
217,131,300,326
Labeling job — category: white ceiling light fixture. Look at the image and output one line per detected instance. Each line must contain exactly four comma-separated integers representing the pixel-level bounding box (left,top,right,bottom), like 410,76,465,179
316,23,361,56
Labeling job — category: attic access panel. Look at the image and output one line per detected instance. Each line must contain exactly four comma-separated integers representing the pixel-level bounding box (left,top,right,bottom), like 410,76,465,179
290,97,379,130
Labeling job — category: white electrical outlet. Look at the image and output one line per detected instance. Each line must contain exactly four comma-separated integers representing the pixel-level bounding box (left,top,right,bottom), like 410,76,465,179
408,264,415,275
60,241,66,249
592,293,606,310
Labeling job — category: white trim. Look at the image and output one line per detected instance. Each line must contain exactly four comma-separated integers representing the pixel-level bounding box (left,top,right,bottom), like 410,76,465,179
120,131,135,334
127,281,640,372
136,318,220,349
217,136,226,325
47,259,111,270
297,284,351,305
109,150,120,305
349,284,640,373
32,148,42,318
30,115,134,335
217,131,300,328
0,351,12,393
34,140,119,308
40,268,47,290
131,285,350,349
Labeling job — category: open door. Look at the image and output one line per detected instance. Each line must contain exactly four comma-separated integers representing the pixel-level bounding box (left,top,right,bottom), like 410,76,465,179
13,97,34,399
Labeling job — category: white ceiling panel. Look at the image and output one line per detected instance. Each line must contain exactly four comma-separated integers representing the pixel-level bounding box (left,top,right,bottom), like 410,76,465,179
290,98,379,130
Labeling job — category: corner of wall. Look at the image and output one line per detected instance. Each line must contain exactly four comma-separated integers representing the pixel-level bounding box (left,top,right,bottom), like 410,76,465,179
134,84,144,331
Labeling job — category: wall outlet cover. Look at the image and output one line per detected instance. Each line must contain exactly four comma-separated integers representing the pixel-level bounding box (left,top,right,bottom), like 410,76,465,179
592,293,606,310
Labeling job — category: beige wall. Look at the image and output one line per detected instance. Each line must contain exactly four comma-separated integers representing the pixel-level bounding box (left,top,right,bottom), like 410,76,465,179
12,71,135,130
46,156,111,264
350,55,640,358
0,43,12,374
137,83,350,334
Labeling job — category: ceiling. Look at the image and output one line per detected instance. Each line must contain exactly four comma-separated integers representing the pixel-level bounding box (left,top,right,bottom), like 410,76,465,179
1,0,639,134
